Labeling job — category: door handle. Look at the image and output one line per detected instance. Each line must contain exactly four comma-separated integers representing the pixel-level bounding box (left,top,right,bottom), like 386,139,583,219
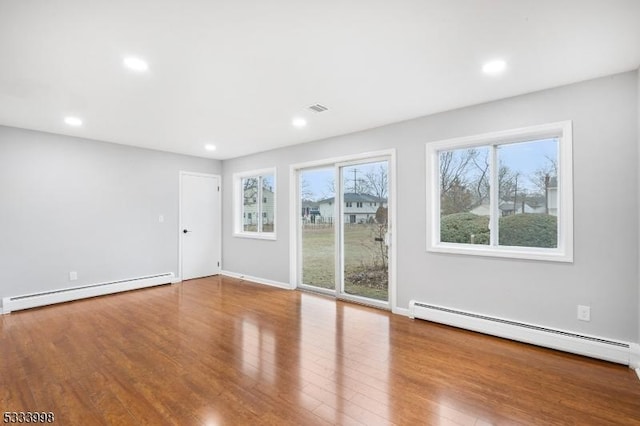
374,237,383,242
183,229,191,234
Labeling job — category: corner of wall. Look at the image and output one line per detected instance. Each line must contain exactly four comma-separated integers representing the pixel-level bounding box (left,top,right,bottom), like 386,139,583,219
220,270,294,290
630,343,640,375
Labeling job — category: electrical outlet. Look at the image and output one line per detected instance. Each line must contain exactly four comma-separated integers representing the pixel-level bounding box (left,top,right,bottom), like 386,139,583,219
577,305,591,322
69,271,78,281
158,215,164,223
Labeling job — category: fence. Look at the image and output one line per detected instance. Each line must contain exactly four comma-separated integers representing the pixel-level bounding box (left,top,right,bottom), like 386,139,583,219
302,216,333,229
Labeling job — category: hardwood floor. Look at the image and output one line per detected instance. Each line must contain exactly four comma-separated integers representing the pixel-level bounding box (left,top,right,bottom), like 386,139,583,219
1,276,639,425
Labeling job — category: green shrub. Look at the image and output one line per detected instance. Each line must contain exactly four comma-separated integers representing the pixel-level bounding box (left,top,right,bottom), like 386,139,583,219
441,212,558,248
499,213,557,248
440,213,490,244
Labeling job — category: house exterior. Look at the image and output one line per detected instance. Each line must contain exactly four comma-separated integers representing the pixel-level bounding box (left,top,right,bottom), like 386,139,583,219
499,201,543,216
301,200,321,223
470,200,547,217
317,193,386,224
243,187,275,228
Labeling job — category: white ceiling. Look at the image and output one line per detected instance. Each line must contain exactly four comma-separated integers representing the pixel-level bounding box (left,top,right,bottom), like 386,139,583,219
0,1,638,160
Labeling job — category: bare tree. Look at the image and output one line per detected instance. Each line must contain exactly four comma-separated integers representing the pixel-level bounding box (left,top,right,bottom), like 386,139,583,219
320,177,335,200
440,148,489,204
530,155,558,193
242,177,258,204
359,164,389,271
512,172,520,213
363,164,388,200
439,149,486,214
471,151,490,203
498,165,518,202
243,177,258,190
344,168,370,194
300,177,314,200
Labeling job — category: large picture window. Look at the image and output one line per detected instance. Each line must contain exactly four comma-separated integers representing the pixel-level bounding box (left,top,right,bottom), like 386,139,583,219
234,168,276,239
426,121,573,262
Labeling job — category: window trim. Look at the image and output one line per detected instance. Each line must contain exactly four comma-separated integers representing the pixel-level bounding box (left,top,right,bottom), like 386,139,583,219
233,167,277,240
425,121,573,262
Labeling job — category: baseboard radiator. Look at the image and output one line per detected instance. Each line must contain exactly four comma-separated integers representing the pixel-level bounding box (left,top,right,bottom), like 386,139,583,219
2,272,175,314
409,300,630,365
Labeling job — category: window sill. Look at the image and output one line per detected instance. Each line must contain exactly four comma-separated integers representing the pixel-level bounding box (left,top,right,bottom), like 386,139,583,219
234,232,277,241
427,243,573,263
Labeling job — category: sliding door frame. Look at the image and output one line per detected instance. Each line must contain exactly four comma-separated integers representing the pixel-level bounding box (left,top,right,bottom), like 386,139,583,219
336,155,391,309
296,164,337,297
289,149,397,310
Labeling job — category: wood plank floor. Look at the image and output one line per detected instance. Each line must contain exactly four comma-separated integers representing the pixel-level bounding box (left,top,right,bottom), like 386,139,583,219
1,276,639,425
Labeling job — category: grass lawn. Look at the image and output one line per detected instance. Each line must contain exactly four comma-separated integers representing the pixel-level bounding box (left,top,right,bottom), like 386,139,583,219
302,224,388,301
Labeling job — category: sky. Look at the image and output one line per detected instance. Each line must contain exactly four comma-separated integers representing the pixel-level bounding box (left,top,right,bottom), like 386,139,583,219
498,138,557,189
451,137,558,193
300,161,387,201
298,138,557,201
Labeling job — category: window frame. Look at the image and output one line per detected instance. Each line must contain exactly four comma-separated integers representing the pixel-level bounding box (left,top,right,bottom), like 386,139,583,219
426,121,573,262
234,167,277,240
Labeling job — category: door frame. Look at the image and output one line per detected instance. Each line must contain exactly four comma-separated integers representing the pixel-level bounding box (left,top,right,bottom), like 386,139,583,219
178,171,222,281
336,155,392,310
289,149,397,310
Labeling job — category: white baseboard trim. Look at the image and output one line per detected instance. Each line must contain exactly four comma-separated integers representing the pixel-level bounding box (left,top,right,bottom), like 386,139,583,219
392,307,411,317
171,278,182,284
221,270,294,290
2,272,175,314
409,300,631,365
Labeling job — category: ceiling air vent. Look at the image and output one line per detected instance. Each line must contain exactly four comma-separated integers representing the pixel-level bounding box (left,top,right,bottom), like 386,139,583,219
308,104,328,113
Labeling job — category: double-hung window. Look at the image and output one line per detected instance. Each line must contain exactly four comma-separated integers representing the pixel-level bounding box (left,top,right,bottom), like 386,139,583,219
426,121,573,262
234,168,276,239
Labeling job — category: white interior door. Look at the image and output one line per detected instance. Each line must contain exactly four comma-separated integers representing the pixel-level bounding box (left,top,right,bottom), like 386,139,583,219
180,172,221,280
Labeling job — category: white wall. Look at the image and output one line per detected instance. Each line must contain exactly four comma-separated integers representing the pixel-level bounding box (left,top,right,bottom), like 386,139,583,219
0,126,220,303
222,71,639,342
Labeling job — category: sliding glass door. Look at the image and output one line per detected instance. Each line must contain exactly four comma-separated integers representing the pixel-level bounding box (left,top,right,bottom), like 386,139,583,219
297,156,391,308
339,160,389,303
299,167,335,292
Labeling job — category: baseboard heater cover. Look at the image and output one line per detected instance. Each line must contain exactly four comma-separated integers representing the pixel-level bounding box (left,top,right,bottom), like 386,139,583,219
2,272,175,314
409,300,630,365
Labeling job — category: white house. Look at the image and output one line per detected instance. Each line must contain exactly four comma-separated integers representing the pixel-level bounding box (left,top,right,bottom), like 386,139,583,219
499,201,542,216
301,200,320,223
243,187,275,229
470,197,555,217
317,193,385,224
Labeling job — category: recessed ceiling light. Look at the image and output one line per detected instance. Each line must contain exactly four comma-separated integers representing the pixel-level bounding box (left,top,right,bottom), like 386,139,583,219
123,56,149,72
64,116,83,127
292,117,307,128
205,144,216,151
482,59,507,75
